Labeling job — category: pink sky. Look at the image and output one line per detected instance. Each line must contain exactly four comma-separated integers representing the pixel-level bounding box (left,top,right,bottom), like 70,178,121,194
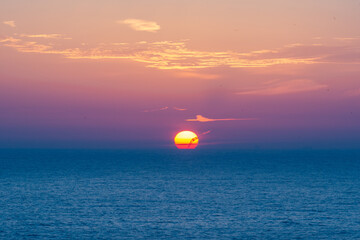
1,0,360,148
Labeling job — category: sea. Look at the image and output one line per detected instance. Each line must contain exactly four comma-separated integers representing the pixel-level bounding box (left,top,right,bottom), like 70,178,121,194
0,149,360,239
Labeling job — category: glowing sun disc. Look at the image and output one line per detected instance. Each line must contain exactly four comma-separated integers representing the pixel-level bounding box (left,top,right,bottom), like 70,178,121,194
174,131,198,149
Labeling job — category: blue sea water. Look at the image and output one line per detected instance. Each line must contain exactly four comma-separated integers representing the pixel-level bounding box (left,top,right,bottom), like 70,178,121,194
0,149,360,239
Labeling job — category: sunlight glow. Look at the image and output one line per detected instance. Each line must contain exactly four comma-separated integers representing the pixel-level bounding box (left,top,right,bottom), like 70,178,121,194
174,131,198,149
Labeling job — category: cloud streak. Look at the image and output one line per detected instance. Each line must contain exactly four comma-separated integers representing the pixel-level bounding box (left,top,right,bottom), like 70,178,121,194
173,107,187,111
18,34,71,39
186,115,256,122
201,130,212,135
174,71,219,79
143,106,168,112
0,37,319,70
143,106,188,112
3,21,16,27
118,19,160,32
237,79,327,96
1,34,359,71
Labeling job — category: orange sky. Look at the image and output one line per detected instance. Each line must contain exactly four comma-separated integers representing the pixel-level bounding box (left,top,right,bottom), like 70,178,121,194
1,0,360,148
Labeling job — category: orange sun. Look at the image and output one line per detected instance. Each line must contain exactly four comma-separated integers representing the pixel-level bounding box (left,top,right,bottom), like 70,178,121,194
174,131,199,149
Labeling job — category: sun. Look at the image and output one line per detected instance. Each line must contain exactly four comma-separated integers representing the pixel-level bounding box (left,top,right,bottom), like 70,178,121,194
174,131,199,149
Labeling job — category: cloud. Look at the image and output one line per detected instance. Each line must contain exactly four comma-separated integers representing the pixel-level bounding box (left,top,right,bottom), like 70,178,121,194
118,19,160,33
1,33,359,70
143,106,168,112
173,107,187,111
0,37,20,43
334,37,360,41
0,37,318,70
201,130,212,135
19,34,71,39
237,79,327,96
3,21,16,27
0,37,78,55
144,106,188,112
175,71,219,79
186,115,256,122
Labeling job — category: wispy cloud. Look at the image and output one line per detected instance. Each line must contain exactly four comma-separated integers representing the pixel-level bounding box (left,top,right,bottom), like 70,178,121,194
143,106,188,112
334,37,360,41
118,19,160,33
0,37,19,43
3,21,16,27
0,37,319,70
143,106,168,112
186,115,256,122
201,130,212,135
1,33,359,70
237,79,327,96
0,37,78,55
173,107,187,111
18,34,71,39
175,71,219,79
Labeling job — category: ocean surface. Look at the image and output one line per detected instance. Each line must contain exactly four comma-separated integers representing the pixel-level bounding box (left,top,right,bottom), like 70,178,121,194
1,149,360,239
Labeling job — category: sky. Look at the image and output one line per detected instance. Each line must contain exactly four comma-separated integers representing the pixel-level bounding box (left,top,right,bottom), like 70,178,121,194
1,0,360,148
